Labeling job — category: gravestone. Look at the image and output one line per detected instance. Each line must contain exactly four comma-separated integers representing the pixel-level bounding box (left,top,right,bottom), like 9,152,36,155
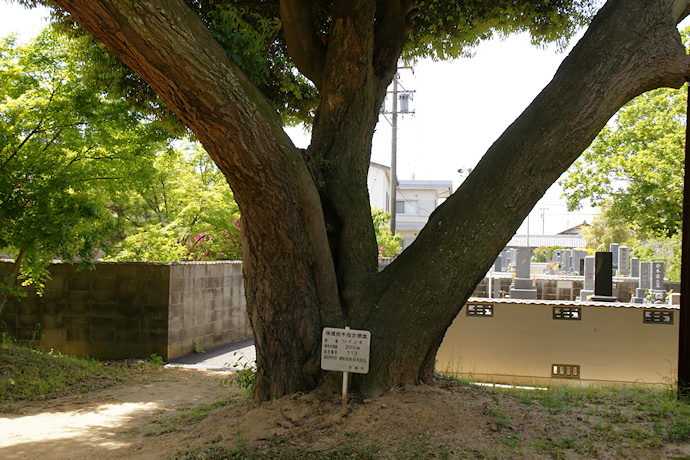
610,243,619,271
631,261,651,304
631,257,640,278
565,249,573,274
561,250,570,272
591,252,617,302
504,249,517,271
572,249,586,275
618,246,630,276
579,255,595,301
509,247,538,299
650,262,666,303
552,249,563,272
494,255,503,272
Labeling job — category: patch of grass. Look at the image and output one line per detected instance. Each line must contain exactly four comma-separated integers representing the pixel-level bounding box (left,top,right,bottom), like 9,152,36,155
665,419,690,442
146,394,240,436
175,445,383,459
0,332,152,409
483,402,510,429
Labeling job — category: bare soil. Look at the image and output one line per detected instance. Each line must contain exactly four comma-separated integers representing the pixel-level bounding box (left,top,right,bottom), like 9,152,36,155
1,367,690,459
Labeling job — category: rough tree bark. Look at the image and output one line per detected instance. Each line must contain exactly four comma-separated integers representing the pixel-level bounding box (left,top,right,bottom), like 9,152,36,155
54,0,690,399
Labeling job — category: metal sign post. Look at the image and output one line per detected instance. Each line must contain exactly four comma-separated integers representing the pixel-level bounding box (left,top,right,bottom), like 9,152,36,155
321,326,371,405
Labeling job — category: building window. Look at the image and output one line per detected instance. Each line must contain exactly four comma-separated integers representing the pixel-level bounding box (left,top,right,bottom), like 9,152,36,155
396,200,417,214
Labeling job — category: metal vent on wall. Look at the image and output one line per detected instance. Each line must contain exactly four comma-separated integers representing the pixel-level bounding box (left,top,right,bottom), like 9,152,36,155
643,310,674,324
552,364,580,379
553,307,581,320
466,304,493,317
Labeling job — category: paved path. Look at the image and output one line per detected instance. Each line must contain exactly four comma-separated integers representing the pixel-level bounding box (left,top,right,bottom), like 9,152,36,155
165,337,256,371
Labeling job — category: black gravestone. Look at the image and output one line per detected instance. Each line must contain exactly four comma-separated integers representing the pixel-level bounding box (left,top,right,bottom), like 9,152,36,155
591,252,617,302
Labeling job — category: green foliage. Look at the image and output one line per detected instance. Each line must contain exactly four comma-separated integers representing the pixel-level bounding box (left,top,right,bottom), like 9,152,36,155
148,353,165,365
407,0,597,62
104,143,241,262
561,72,688,239
581,209,632,251
107,227,187,263
533,246,550,262
371,207,402,258
34,0,598,128
0,28,169,303
629,234,681,282
228,352,256,394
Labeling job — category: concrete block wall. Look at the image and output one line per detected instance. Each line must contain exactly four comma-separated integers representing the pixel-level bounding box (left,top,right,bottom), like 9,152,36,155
0,262,170,359
168,261,251,358
0,260,251,360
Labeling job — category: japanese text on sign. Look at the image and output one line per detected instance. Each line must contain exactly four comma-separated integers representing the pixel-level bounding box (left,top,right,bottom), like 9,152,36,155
321,327,371,374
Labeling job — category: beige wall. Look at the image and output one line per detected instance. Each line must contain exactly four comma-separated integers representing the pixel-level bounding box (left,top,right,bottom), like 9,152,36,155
437,299,678,387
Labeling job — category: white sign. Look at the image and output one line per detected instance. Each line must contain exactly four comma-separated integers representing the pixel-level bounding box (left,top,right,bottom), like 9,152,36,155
321,327,371,374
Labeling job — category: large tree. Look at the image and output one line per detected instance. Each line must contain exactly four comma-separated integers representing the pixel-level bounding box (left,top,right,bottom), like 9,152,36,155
38,0,690,399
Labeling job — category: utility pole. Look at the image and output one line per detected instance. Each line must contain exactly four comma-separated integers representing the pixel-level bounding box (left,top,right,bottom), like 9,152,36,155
540,207,548,235
383,67,414,236
678,79,690,400
389,74,398,235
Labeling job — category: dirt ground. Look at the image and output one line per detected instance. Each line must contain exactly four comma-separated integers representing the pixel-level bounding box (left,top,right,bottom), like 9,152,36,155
2,367,690,459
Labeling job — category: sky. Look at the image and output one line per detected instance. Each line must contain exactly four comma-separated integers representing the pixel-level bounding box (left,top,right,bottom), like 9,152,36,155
1,2,648,235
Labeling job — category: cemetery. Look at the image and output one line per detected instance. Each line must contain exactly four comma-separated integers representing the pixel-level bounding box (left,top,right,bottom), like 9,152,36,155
1,241,680,390
438,244,680,387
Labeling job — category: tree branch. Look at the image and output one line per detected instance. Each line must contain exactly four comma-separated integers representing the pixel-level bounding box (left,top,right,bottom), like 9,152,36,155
357,0,690,395
373,0,418,81
279,0,327,89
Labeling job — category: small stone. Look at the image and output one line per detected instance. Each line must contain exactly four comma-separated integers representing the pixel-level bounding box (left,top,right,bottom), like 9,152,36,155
380,403,388,408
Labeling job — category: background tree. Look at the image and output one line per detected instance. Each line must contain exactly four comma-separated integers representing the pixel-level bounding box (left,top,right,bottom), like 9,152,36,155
561,30,690,281
371,207,401,257
561,83,687,238
33,0,690,399
0,28,169,313
106,143,242,262
533,246,551,262
581,206,633,251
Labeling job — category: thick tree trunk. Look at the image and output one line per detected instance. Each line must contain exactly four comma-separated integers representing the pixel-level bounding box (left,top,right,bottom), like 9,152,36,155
55,0,690,400
55,0,345,399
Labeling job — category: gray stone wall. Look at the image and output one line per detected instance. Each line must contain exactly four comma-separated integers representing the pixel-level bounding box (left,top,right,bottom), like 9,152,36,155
0,260,250,360
168,261,250,358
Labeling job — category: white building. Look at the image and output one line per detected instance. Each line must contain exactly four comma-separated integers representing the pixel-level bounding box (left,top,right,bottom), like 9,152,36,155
368,162,453,250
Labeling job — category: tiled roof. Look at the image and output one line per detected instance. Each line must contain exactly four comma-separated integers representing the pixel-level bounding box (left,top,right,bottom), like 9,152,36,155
507,234,585,248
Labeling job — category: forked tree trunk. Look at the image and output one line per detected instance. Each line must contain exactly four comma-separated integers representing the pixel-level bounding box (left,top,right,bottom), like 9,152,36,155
55,0,690,399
